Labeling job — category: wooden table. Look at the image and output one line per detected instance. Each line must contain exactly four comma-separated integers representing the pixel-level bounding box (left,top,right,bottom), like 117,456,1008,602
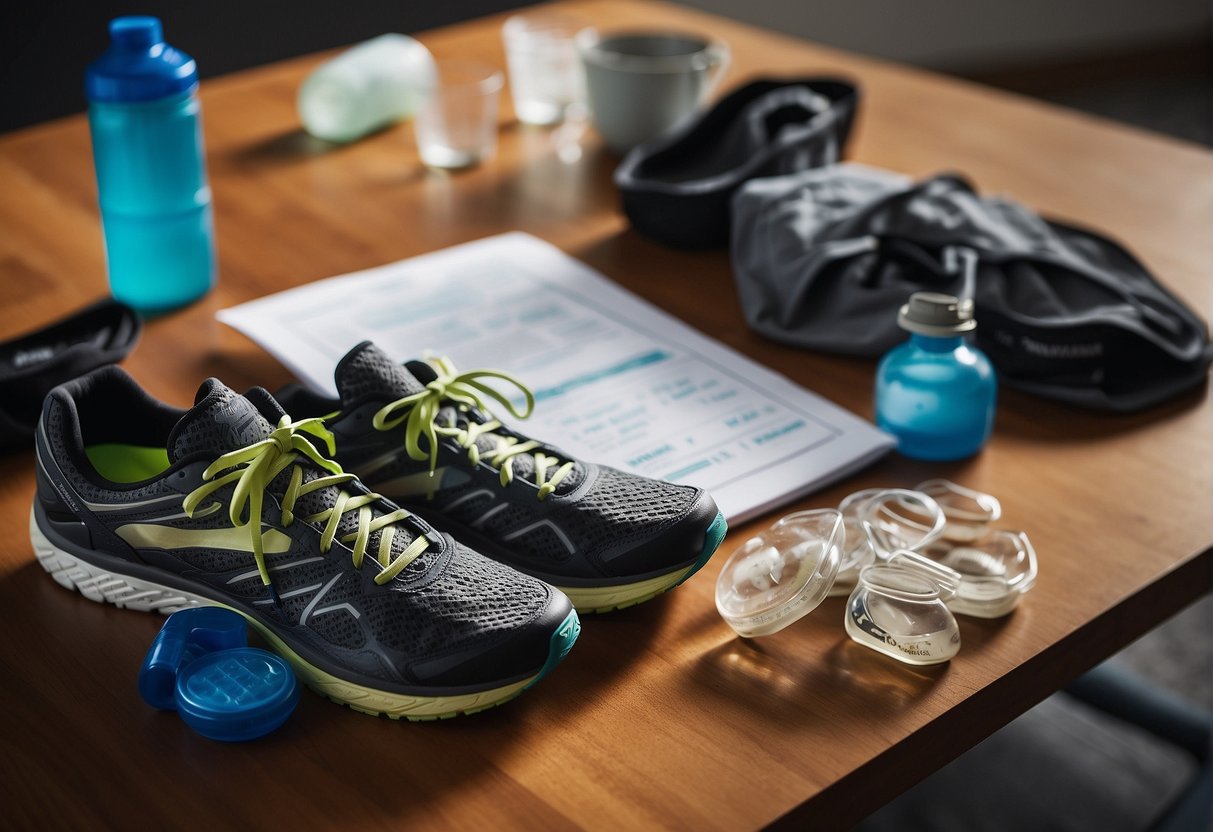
2,1,1210,828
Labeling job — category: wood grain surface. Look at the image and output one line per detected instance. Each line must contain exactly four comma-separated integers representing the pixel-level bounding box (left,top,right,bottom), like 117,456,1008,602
1,1,1210,829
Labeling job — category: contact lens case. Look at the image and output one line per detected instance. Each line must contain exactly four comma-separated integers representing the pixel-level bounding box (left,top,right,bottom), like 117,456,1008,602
914,479,1002,542
715,480,1034,665
139,607,300,742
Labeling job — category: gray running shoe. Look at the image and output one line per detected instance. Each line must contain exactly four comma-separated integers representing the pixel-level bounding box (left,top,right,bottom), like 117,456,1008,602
276,342,728,614
31,366,579,720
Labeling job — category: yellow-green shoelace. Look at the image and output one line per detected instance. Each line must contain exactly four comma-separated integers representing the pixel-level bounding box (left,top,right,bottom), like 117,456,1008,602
371,357,574,500
182,415,428,587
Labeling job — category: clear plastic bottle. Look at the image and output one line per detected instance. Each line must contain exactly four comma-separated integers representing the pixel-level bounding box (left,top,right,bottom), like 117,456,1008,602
297,34,436,143
875,292,997,461
87,17,215,312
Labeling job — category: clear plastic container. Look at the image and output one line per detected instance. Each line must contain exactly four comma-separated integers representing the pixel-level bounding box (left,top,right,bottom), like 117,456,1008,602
844,551,962,665
921,529,1038,618
830,488,946,597
714,509,843,638
915,478,1002,542
298,34,436,143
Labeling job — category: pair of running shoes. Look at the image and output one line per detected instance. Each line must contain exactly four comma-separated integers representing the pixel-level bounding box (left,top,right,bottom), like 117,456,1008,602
31,341,727,720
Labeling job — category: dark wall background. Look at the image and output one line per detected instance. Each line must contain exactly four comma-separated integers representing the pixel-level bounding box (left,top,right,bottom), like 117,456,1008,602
2,1,525,133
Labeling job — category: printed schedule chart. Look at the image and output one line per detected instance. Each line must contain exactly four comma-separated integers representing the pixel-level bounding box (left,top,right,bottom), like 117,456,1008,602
220,233,893,522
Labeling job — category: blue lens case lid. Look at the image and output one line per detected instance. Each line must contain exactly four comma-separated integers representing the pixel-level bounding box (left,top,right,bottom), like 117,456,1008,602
175,648,300,742
139,607,299,742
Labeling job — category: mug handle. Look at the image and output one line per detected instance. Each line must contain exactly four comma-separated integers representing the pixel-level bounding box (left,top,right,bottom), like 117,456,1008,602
703,41,731,99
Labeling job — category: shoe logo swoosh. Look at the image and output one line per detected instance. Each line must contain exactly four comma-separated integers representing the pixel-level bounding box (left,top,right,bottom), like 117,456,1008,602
114,523,293,554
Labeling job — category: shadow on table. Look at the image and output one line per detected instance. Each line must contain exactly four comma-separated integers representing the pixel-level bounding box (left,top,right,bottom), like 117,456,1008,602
680,601,946,725
228,127,360,166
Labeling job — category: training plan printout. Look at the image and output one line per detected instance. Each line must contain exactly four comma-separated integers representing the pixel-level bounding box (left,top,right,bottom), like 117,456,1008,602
218,233,893,523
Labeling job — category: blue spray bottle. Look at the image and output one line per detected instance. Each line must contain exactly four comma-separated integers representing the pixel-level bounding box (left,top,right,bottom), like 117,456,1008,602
86,17,215,312
874,247,997,460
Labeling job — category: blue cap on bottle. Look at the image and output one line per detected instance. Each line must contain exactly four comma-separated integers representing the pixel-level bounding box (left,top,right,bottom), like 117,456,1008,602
86,16,198,103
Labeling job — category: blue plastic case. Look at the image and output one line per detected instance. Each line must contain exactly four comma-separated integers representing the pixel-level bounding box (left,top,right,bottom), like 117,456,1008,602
139,607,300,742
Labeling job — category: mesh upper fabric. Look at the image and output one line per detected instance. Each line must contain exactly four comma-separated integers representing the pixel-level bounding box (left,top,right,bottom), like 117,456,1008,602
431,465,700,570
371,542,547,657
562,466,696,552
168,380,274,462
336,342,425,403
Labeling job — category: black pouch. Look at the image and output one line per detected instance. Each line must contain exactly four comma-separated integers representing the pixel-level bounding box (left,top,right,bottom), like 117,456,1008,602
615,78,859,250
0,299,142,451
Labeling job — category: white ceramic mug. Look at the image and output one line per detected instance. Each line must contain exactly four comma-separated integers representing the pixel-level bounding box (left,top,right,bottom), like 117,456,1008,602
578,30,730,154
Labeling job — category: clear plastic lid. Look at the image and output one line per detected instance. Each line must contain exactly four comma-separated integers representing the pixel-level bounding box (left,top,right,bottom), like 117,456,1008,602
715,509,843,638
882,549,962,601
914,479,1001,542
829,489,949,597
860,488,946,559
922,529,1037,618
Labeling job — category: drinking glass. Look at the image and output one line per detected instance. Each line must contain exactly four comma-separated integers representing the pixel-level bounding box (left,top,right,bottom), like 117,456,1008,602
502,12,590,126
413,60,503,169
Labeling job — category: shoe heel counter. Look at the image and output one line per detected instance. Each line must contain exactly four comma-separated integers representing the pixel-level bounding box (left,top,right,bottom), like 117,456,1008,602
35,454,77,519
34,396,77,516
32,394,137,557
33,399,94,550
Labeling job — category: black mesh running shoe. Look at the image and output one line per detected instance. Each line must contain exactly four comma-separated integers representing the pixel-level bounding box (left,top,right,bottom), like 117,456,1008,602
276,342,728,614
31,366,579,720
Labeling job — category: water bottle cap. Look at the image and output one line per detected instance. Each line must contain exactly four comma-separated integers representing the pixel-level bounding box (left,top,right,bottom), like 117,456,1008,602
110,16,162,49
898,291,977,337
86,16,198,104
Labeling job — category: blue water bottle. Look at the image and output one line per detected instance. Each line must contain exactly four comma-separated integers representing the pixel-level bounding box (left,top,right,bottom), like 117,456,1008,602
86,17,215,312
875,290,997,460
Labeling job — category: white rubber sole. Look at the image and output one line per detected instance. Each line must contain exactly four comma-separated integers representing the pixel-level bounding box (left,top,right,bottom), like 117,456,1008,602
29,506,548,720
31,507,206,614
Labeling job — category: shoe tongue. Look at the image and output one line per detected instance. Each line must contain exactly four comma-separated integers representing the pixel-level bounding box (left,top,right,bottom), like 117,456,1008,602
334,341,425,405
168,379,274,462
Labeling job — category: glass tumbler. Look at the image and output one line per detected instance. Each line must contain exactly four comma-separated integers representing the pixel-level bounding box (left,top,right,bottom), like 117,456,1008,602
502,12,589,126
413,60,503,169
